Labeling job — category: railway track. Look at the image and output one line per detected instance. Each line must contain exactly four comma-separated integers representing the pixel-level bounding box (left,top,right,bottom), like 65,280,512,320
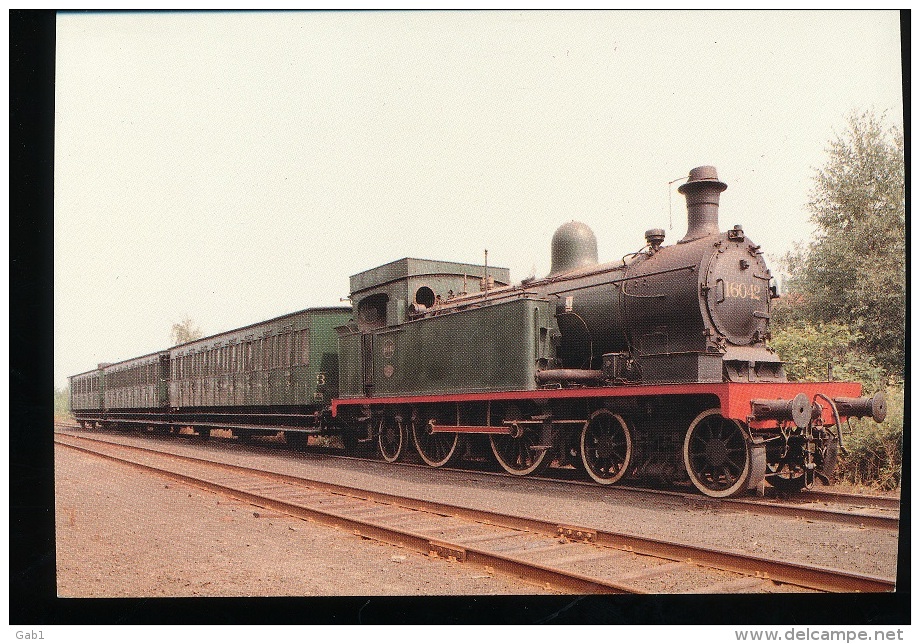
55,422,901,531
55,429,895,594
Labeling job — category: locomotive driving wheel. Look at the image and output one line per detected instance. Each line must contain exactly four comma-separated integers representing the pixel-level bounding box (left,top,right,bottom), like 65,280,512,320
489,429,551,476
683,409,753,498
412,419,459,467
378,415,406,463
580,410,633,485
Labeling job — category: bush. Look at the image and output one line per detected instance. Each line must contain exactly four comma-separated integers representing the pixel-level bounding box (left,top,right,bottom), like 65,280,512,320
769,320,885,386
770,320,902,491
835,380,903,491
53,386,72,421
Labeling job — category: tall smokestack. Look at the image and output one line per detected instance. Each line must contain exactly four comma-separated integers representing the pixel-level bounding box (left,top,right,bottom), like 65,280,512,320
677,165,727,243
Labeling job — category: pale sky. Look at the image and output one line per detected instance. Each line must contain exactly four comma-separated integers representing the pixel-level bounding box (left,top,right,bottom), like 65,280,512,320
54,10,904,389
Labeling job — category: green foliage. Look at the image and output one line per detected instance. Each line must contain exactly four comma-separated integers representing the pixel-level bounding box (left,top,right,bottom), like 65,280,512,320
171,316,203,346
769,320,885,386
836,381,903,490
771,110,904,490
782,110,905,377
771,319,902,491
54,386,71,420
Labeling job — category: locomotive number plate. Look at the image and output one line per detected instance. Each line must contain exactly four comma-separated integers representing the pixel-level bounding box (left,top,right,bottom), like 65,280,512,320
725,282,762,300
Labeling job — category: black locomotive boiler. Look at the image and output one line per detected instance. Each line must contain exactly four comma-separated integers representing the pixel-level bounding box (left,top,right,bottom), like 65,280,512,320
71,165,887,498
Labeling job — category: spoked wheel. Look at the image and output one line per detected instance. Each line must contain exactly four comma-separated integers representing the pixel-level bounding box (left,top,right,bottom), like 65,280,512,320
412,419,459,467
683,409,753,498
378,416,407,463
580,410,633,485
489,430,551,476
766,461,808,493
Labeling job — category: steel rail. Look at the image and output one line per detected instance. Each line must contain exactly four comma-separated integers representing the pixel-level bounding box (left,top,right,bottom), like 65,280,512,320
786,489,901,512
56,423,900,528
54,435,640,595
55,430,895,593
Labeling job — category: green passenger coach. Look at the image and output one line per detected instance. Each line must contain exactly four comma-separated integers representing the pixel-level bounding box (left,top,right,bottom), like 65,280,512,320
167,306,351,442
68,367,105,427
103,352,170,419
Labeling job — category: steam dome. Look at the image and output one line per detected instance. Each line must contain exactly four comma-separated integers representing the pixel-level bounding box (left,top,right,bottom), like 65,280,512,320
548,221,598,276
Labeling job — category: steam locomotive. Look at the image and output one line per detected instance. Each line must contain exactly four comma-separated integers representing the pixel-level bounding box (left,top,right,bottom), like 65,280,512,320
70,165,887,498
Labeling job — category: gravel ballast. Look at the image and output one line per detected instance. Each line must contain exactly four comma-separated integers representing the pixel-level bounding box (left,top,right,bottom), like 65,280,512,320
54,443,553,596
55,431,900,596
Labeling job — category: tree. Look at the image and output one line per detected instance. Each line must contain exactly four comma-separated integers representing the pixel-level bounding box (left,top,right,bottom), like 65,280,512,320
782,110,905,377
54,386,70,420
170,316,203,345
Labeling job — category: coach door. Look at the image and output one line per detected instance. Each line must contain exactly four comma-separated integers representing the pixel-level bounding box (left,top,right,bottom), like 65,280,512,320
361,333,374,396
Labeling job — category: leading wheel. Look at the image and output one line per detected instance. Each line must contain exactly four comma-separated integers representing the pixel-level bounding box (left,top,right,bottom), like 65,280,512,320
489,431,551,476
580,410,633,485
766,461,808,493
412,419,459,467
378,416,406,463
683,409,752,498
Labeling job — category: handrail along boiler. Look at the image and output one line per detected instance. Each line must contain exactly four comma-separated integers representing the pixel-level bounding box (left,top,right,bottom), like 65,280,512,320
69,166,887,498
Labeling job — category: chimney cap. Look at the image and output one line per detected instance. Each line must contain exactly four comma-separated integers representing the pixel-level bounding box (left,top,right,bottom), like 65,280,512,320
677,165,727,194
